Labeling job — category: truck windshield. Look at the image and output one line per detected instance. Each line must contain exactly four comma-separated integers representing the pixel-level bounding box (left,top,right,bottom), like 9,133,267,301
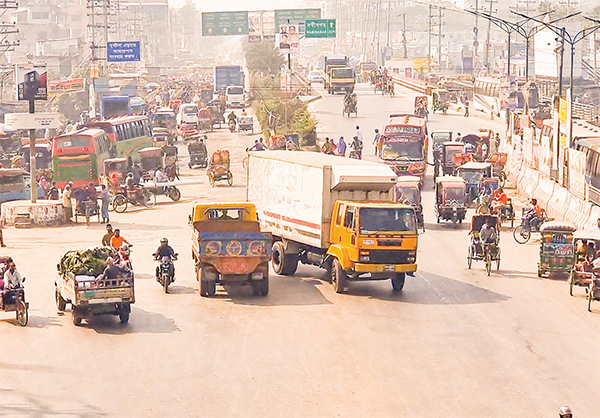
332,69,353,78
396,187,419,205
359,208,417,234
227,87,244,95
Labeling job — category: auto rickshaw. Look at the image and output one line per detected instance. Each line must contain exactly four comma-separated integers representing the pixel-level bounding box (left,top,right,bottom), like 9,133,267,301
414,95,428,118
441,142,465,176
395,176,424,231
187,136,208,168
198,107,213,131
431,88,451,114
152,128,169,147
139,147,163,174
0,258,28,326
103,158,128,189
431,130,452,179
570,229,600,296
435,176,467,228
207,150,233,187
456,161,492,208
208,104,224,128
22,143,51,171
537,221,576,278
486,152,508,187
467,214,501,275
237,116,254,134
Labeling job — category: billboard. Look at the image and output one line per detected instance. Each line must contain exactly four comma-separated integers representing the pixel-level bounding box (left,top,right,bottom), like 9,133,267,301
107,42,141,62
534,29,558,78
16,64,47,101
202,11,249,36
278,23,298,54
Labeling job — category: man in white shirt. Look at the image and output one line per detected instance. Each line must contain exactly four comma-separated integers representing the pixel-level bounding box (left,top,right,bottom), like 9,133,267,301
4,263,22,289
355,126,363,142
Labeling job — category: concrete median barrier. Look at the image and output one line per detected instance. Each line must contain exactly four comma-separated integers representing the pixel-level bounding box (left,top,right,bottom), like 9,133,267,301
2,200,64,228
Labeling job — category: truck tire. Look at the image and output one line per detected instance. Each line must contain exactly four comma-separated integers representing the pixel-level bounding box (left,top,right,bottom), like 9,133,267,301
271,241,298,275
72,309,83,326
391,273,406,291
200,267,217,297
55,289,67,311
119,309,130,324
259,276,269,296
251,280,261,296
332,258,347,293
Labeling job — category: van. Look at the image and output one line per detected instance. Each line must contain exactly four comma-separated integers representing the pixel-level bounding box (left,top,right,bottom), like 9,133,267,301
177,103,199,127
226,86,245,108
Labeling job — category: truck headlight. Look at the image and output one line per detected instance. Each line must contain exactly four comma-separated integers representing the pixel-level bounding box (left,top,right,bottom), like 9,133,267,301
206,241,221,255
407,251,417,263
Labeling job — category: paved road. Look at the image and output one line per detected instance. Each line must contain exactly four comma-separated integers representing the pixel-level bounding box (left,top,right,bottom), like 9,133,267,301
1,84,598,418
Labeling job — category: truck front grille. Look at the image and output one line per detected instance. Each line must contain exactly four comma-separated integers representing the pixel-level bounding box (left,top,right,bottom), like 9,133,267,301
363,250,410,264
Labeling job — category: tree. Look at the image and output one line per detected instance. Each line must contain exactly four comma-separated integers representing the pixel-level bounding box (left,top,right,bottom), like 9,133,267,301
244,41,284,77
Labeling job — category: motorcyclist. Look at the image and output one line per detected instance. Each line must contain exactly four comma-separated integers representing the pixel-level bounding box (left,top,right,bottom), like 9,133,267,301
558,404,573,418
125,172,143,202
153,238,177,281
249,139,266,151
523,198,542,230
227,111,237,124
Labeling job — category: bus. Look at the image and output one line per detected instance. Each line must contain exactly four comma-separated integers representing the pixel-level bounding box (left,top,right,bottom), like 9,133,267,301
51,129,113,188
87,115,152,165
379,114,428,182
572,136,600,206
101,96,131,119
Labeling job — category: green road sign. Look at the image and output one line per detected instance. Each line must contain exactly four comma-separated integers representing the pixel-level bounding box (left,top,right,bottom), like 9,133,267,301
274,8,321,26
305,19,336,38
202,12,249,36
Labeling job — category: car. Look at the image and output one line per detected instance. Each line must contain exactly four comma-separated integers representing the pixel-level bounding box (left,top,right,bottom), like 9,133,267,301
308,71,323,84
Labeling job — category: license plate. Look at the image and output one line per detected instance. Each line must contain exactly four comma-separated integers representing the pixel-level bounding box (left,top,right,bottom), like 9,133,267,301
89,297,122,304
251,273,263,280
384,265,395,271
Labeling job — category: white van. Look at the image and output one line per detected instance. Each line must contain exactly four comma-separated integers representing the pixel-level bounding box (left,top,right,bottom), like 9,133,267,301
177,103,199,127
226,86,245,108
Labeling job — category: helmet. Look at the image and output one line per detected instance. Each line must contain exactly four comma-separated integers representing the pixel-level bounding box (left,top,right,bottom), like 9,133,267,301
559,405,572,418
127,172,133,178
160,237,168,244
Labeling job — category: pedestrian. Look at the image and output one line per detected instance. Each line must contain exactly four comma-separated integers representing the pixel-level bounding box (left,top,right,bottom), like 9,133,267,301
464,100,469,117
47,181,59,200
100,184,110,224
372,129,381,155
355,126,363,142
62,184,73,223
455,132,462,143
132,162,142,184
102,223,114,247
336,136,347,157
322,137,335,155
0,213,5,247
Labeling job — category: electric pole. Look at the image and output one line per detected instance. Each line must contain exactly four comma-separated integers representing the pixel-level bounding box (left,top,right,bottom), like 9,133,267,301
484,0,498,73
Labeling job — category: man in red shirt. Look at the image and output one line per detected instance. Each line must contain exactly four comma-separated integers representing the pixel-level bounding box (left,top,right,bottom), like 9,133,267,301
491,187,508,213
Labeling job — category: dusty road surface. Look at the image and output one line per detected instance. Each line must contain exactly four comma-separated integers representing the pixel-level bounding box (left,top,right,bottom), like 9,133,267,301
1,84,598,418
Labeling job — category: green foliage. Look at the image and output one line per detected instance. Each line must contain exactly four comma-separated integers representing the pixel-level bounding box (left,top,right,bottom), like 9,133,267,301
244,41,285,77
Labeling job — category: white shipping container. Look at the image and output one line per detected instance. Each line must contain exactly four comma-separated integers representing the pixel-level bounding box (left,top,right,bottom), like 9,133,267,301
247,151,397,250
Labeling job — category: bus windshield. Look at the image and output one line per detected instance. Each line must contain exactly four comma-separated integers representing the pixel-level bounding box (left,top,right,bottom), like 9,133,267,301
359,208,417,234
57,136,91,149
381,138,423,160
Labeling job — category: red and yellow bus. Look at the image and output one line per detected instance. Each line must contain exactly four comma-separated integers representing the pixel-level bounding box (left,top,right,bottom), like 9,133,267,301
379,114,428,181
86,115,152,165
51,129,113,188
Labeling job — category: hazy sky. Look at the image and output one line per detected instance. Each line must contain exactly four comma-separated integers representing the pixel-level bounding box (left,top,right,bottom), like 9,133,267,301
168,0,306,12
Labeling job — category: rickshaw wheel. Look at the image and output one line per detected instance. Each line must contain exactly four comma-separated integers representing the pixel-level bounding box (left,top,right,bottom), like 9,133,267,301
169,188,181,202
513,225,530,244
496,247,501,270
16,300,28,326
227,173,233,186
113,195,128,213
208,173,215,187
588,290,593,312
569,272,575,296
467,246,473,269
142,191,156,208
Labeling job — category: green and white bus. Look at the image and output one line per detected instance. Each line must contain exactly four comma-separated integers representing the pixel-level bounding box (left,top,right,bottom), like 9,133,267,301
87,115,153,165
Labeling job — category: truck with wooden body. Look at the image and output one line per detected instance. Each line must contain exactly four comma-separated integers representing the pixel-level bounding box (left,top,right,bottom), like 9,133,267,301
190,202,272,297
247,151,419,293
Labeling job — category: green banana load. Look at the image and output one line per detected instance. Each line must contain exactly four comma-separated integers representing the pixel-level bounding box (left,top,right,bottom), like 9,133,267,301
58,246,117,277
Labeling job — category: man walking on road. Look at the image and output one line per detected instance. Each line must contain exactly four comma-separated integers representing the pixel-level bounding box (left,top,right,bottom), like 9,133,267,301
464,100,469,117
62,184,73,223
372,129,381,155
355,126,363,143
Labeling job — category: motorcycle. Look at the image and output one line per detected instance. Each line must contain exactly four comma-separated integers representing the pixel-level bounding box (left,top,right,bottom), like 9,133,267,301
228,120,236,133
116,244,133,271
349,148,362,159
112,187,157,213
155,253,178,293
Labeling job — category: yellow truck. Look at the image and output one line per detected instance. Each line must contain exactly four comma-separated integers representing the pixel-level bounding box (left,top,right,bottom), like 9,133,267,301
326,67,355,94
247,151,419,293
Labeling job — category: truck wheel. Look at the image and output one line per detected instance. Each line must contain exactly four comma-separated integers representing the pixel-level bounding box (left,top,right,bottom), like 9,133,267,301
119,309,130,324
332,259,347,293
200,279,210,297
391,273,406,291
271,241,298,275
200,266,216,297
259,276,269,296
72,309,83,326
251,280,261,296
55,289,67,311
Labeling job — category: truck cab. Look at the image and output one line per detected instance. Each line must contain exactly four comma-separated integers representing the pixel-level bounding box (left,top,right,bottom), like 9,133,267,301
327,201,418,292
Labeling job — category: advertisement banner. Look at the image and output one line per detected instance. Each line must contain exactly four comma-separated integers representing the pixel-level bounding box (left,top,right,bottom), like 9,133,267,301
48,78,85,95
559,97,567,124
278,24,298,54
567,148,586,199
16,64,47,101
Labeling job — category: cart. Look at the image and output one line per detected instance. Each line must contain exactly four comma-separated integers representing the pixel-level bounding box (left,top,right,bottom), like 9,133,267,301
198,107,213,132
207,150,233,187
238,116,254,134
537,221,576,278
467,214,501,276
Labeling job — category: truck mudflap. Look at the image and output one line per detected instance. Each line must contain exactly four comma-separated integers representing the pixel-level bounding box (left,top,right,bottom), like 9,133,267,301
353,263,417,273
199,232,272,275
